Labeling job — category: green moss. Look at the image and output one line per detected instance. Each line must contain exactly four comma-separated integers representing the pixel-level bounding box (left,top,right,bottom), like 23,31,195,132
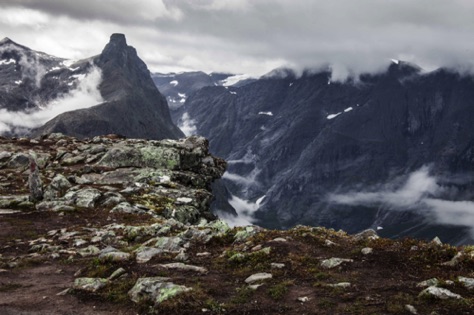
230,285,255,305
268,280,293,300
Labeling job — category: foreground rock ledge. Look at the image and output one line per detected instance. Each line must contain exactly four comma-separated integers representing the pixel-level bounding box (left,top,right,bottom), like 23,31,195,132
0,133,226,224
1,134,474,315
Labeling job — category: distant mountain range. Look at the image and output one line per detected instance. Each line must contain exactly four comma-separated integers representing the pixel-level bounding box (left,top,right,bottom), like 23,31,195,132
179,62,474,245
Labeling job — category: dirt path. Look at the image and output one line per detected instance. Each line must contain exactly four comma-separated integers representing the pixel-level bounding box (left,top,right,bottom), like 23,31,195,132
0,262,134,315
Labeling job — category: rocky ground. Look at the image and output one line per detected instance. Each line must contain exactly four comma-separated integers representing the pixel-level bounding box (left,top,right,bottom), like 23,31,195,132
0,134,474,315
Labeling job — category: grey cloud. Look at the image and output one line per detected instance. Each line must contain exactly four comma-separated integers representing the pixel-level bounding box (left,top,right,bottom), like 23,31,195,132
2,1,474,78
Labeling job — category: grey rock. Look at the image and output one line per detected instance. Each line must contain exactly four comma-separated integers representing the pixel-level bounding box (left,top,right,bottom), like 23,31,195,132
159,262,208,274
405,304,418,314
77,245,100,257
128,277,191,304
28,154,43,202
234,226,259,242
44,174,72,200
327,282,351,288
135,247,163,263
73,277,108,293
320,258,353,269
417,278,439,288
271,263,285,269
442,252,463,266
419,286,462,300
101,192,126,207
245,273,273,284
150,236,183,253
361,247,373,255
354,229,379,241
99,247,131,262
431,237,443,246
108,267,127,280
7,153,30,169
458,276,474,290
64,188,101,208
271,237,287,242
110,202,144,214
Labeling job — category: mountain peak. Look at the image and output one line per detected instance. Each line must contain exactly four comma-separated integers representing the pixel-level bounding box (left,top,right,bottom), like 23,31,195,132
0,37,13,45
99,33,132,60
109,33,127,46
0,37,21,47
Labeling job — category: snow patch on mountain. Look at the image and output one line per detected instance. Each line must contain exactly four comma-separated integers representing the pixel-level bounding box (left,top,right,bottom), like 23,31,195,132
327,112,342,120
0,58,16,65
221,74,252,86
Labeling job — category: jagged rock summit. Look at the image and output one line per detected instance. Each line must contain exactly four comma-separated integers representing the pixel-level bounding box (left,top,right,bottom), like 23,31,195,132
32,33,184,140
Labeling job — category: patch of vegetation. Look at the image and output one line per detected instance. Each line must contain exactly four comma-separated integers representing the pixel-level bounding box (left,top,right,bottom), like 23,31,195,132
101,277,138,304
314,271,331,281
151,287,216,315
317,298,336,309
230,285,255,305
385,292,415,313
267,280,293,300
85,257,122,278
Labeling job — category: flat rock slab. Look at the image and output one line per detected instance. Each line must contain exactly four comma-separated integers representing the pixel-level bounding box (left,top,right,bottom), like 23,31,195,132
245,273,273,284
0,209,21,214
320,258,353,269
419,286,462,300
159,262,208,274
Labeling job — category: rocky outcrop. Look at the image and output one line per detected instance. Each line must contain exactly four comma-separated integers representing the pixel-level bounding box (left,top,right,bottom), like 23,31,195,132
0,133,225,224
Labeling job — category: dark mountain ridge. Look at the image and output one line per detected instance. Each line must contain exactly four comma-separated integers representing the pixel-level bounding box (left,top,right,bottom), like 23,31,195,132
181,61,474,244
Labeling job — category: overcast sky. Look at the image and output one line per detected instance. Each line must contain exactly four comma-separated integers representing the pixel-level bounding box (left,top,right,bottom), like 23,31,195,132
1,0,474,78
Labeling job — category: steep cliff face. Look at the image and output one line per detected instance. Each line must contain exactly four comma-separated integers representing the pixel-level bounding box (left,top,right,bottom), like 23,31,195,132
32,34,184,140
181,63,474,244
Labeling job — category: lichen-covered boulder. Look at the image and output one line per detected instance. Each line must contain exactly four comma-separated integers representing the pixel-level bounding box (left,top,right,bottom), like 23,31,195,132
97,145,180,170
73,277,108,293
63,187,102,208
128,277,191,304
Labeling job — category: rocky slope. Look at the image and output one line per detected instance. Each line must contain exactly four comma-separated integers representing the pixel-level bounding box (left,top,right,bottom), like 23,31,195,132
151,71,256,131
0,34,183,140
1,135,474,314
181,63,474,245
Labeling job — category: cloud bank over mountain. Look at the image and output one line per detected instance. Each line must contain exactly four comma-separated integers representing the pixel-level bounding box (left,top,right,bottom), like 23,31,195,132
0,65,103,134
1,0,474,78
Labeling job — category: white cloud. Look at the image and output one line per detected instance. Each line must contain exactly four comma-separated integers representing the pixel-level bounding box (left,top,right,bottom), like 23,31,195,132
217,194,260,227
0,65,103,135
328,166,474,235
177,112,196,136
